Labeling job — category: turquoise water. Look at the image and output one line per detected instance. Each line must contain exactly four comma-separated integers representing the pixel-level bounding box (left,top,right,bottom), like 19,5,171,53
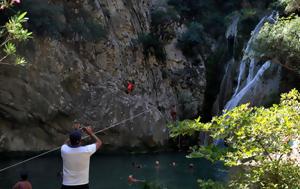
0,152,227,189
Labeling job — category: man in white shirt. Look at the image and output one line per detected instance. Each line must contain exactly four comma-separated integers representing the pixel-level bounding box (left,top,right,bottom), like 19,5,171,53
61,124,102,189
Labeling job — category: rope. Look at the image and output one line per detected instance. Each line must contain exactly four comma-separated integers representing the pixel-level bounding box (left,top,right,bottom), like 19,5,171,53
0,109,152,173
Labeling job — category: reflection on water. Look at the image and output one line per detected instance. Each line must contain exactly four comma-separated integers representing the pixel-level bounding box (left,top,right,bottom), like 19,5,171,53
0,152,227,189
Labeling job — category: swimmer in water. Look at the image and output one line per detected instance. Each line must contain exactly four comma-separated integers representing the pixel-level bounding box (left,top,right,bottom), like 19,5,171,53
155,160,160,168
128,175,145,184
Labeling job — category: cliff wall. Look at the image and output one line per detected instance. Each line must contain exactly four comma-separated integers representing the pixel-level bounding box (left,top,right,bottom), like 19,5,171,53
0,0,206,151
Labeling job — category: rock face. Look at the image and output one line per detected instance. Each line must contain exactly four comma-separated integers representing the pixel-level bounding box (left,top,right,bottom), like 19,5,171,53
0,0,206,151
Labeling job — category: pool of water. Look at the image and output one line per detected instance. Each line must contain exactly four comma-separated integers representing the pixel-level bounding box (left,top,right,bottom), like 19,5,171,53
0,152,227,189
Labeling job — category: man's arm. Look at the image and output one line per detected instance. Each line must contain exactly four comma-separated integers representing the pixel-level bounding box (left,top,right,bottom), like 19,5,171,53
83,126,102,150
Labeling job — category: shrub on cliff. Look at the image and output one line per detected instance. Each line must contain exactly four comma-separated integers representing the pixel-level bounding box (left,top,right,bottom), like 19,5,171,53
19,0,64,38
66,18,107,42
20,0,106,42
0,0,32,65
177,22,205,57
137,33,166,63
150,8,178,41
169,89,300,188
167,0,213,21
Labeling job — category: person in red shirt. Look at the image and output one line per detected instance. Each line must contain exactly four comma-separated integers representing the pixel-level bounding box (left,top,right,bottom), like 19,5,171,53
170,105,181,150
170,105,177,121
127,81,135,94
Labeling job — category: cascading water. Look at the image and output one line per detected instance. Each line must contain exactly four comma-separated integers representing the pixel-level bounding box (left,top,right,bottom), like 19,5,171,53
211,16,239,115
226,15,239,58
214,12,282,113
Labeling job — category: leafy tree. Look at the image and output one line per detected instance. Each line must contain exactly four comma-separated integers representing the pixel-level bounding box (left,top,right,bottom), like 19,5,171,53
229,161,300,188
169,89,300,188
253,15,300,73
252,0,300,74
0,0,32,65
279,0,300,13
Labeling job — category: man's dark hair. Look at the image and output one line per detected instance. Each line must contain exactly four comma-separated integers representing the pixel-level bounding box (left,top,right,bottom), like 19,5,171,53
69,130,82,146
20,171,28,181
73,119,80,124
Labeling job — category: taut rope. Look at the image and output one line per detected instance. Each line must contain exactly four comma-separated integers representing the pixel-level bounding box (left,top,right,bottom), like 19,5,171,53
0,109,152,173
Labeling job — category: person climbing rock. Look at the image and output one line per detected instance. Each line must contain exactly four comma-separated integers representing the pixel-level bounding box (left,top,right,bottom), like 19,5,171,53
170,105,181,150
170,105,177,121
126,80,135,94
12,172,32,189
61,123,102,189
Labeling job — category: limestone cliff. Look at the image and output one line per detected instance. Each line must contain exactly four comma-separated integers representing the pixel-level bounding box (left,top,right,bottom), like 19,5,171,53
0,0,206,151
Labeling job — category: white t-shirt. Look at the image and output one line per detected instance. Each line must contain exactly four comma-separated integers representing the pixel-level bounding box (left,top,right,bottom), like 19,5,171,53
61,144,97,186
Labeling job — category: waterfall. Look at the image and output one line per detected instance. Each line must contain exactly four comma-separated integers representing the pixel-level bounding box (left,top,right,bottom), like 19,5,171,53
214,12,281,113
211,16,240,115
208,12,281,148
225,61,281,110
226,15,239,58
226,15,239,39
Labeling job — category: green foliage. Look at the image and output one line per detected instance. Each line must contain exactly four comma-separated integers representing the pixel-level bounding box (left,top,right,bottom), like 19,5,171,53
150,8,178,41
166,0,275,58
4,42,16,55
177,22,205,57
252,0,300,73
198,179,226,189
0,1,32,65
15,56,26,65
167,0,213,20
167,0,225,37
229,161,300,188
20,0,64,37
279,0,300,13
139,7,179,63
151,8,177,26
137,33,166,63
151,8,178,28
66,18,107,42
253,16,300,73
169,89,300,188
19,0,106,42
142,181,163,189
5,12,32,40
